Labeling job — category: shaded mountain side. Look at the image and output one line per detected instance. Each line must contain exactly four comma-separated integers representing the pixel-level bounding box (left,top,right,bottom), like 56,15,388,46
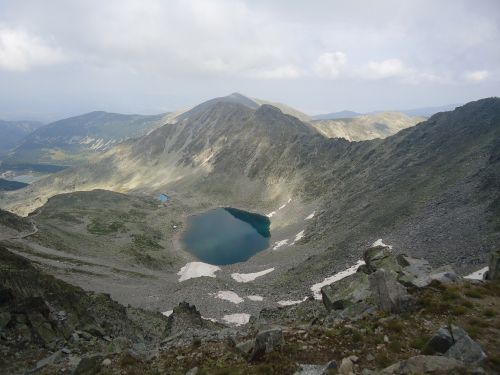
8,111,167,165
0,245,167,373
252,97,311,122
310,112,425,141
276,98,500,289
0,208,34,232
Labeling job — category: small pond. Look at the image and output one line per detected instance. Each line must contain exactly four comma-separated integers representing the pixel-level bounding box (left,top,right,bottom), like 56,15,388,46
181,207,271,265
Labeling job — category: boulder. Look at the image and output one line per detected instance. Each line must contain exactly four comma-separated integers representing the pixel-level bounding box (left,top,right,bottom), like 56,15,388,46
165,302,204,336
249,327,283,360
28,312,58,348
34,350,63,371
423,327,454,354
424,325,487,365
294,360,337,375
364,245,401,275
235,339,255,356
72,354,104,375
339,356,356,375
381,355,467,374
83,324,105,338
485,249,500,280
369,269,414,313
428,265,461,284
294,364,326,375
445,332,487,365
321,272,371,311
101,358,112,367
0,311,11,329
396,255,433,288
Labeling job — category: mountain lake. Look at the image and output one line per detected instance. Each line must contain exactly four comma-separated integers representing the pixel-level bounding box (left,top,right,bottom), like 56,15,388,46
181,207,271,265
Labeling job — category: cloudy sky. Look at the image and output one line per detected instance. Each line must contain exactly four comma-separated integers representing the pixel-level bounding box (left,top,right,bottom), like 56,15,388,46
0,0,499,121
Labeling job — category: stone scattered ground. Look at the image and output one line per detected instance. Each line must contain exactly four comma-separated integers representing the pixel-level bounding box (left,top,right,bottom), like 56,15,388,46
1,237,499,374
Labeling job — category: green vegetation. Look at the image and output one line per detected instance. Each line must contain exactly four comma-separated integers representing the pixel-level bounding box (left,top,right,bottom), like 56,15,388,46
87,217,127,235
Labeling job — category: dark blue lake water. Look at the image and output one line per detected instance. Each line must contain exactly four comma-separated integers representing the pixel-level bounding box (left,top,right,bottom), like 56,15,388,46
181,207,271,265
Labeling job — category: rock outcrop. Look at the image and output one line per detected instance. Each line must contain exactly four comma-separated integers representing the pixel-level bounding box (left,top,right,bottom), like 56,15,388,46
0,246,167,373
485,249,500,280
369,269,413,313
321,242,461,318
424,325,487,365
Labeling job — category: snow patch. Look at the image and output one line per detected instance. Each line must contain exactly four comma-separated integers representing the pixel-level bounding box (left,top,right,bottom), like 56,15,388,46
305,211,315,220
177,262,220,282
231,268,275,282
273,239,289,250
464,266,489,280
371,238,392,249
162,310,173,317
247,295,264,301
278,297,307,306
292,230,305,244
266,197,292,217
223,313,251,326
211,291,244,304
310,260,366,299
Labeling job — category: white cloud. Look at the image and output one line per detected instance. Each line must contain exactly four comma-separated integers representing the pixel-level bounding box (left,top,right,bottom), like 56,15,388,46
0,28,67,72
464,70,489,82
364,58,408,79
249,65,302,79
314,52,347,79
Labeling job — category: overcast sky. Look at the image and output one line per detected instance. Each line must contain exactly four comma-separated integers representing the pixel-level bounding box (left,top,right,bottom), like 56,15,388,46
0,0,499,121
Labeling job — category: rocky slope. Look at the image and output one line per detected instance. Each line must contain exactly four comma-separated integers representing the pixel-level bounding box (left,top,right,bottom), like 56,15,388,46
1,241,498,374
0,245,168,374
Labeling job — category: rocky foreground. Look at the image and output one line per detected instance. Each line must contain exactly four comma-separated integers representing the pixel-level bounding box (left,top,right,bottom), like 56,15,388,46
0,242,499,374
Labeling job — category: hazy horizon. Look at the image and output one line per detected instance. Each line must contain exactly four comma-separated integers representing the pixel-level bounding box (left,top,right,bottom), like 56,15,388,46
1,0,499,121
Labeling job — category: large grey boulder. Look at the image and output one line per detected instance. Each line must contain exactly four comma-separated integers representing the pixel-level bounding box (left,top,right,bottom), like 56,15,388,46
396,255,459,288
249,327,283,360
424,326,487,365
164,302,220,337
321,272,371,311
294,360,337,375
381,355,467,374
423,327,454,354
428,265,461,284
396,255,433,288
485,249,500,280
445,329,487,365
369,269,414,313
364,245,401,276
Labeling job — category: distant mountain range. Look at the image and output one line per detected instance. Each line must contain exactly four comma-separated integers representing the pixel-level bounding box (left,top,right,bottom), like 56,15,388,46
6,111,168,165
310,112,426,141
313,103,462,120
0,120,44,155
